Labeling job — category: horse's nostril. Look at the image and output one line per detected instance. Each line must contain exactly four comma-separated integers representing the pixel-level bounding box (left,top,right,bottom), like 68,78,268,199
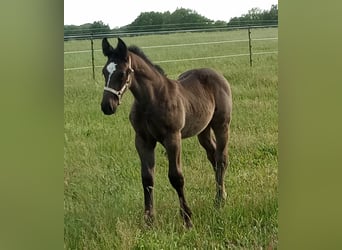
101,103,111,115
101,101,116,115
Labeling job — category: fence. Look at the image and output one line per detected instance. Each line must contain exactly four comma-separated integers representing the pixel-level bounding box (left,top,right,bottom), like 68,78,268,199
64,25,278,80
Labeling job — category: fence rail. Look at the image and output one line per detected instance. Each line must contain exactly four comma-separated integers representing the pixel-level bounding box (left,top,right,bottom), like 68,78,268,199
64,37,278,55
64,26,278,78
64,51,278,72
64,24,278,41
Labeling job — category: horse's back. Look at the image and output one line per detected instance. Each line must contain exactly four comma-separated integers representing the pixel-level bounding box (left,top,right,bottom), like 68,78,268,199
178,68,232,109
178,68,231,96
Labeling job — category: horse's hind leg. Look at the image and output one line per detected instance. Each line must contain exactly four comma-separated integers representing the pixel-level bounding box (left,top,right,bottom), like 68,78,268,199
212,122,230,206
135,133,156,226
198,124,229,205
197,126,216,169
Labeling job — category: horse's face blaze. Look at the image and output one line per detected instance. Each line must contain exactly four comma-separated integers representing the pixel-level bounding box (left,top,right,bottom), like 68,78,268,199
100,37,130,115
101,61,121,115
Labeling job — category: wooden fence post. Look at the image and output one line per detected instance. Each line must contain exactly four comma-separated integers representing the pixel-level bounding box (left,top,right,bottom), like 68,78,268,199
90,35,95,80
248,27,253,67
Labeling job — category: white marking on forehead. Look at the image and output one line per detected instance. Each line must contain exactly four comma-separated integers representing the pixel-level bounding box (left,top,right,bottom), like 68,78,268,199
106,62,117,74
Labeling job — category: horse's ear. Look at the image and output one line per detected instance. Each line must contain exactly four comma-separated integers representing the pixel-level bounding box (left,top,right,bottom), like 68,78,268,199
117,37,128,61
102,38,114,57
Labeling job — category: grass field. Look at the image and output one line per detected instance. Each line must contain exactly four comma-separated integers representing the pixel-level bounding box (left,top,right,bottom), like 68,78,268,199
64,28,278,249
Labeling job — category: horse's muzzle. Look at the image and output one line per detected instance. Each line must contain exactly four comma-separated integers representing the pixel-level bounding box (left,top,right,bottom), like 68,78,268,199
101,104,115,115
101,98,117,115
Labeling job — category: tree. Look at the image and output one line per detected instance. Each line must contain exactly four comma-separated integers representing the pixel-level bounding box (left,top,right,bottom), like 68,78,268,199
125,8,214,32
128,11,166,31
64,21,110,37
227,5,278,27
266,5,278,20
90,21,110,34
245,8,263,20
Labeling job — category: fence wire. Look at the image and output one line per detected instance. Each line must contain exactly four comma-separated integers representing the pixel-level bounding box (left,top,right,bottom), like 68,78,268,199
64,26,278,73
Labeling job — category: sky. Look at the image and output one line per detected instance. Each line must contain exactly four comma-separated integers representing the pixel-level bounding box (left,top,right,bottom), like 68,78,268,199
64,0,278,28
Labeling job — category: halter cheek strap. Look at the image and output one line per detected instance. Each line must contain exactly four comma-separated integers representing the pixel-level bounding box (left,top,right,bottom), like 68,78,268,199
104,56,134,105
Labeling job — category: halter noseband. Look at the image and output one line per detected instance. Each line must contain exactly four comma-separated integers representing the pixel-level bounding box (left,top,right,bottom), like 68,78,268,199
103,56,134,105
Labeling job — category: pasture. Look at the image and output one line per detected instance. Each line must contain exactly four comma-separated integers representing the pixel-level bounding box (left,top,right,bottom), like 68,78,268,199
64,28,278,249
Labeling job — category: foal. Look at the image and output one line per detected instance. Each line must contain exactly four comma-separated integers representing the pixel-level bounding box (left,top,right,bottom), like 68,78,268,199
100,38,232,228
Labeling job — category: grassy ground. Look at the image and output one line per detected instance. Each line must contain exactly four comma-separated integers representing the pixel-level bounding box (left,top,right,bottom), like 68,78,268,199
64,28,278,249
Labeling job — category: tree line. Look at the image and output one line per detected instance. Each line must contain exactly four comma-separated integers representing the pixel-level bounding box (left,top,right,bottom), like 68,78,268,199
64,5,277,37
64,21,111,37
123,8,221,32
227,5,278,27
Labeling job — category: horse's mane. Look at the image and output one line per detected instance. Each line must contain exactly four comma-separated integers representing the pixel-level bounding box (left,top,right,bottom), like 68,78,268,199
128,46,166,76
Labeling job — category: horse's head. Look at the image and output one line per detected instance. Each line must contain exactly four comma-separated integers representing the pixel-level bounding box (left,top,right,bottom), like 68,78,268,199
101,37,134,115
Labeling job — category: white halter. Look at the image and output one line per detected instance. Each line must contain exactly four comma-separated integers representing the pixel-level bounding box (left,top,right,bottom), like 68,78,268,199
104,56,134,104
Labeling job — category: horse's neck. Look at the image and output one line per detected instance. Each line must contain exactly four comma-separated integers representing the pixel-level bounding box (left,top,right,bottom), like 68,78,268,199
129,53,168,103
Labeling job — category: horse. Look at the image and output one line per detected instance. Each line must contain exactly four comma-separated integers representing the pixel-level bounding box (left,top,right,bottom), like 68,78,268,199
100,37,232,228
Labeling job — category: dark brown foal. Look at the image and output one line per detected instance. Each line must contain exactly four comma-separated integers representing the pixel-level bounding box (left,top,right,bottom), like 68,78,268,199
101,38,232,228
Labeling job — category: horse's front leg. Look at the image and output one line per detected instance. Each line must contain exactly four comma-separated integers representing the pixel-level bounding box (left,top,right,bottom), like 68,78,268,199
163,132,193,228
135,133,156,226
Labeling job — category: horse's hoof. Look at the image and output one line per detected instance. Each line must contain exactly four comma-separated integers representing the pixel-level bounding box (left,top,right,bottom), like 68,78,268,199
185,220,193,229
214,196,226,208
144,211,154,227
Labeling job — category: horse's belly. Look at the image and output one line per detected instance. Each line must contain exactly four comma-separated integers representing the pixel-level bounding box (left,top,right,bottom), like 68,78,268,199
181,112,213,138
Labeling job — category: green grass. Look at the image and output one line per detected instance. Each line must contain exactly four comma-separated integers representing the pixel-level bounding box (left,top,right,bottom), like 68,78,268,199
64,28,278,249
